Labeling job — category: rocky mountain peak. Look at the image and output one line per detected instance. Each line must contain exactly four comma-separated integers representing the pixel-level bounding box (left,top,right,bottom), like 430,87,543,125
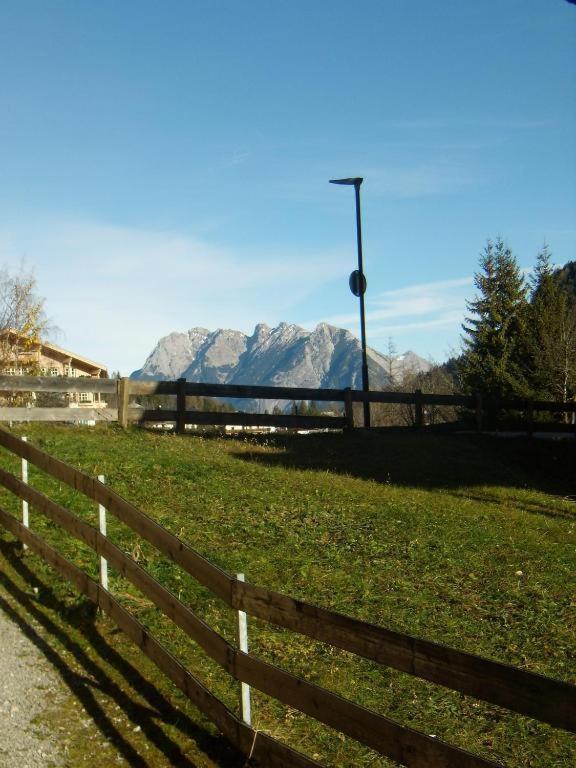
131,321,431,410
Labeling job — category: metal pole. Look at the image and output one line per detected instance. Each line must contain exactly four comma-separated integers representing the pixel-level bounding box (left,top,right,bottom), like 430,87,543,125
354,181,370,428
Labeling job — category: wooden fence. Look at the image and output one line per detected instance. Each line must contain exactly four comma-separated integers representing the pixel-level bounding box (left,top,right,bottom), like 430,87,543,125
0,428,573,767
0,375,575,432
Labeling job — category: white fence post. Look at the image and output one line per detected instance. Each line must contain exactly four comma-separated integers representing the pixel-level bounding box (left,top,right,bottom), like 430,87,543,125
236,573,251,726
98,475,109,591
21,437,28,550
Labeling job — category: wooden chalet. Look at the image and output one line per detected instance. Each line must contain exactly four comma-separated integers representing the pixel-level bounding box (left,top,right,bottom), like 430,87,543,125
0,330,108,407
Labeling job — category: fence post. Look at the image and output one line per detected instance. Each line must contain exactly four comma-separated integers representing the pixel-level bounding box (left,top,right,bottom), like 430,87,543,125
526,400,534,438
475,391,483,433
176,378,187,435
98,475,109,592
118,377,130,428
414,389,423,429
236,573,252,726
344,388,354,431
21,436,29,550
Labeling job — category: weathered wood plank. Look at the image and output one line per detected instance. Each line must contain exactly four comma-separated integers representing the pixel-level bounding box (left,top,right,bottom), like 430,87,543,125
232,581,576,733
1,501,498,766
0,407,118,422
1,375,574,415
417,393,473,407
176,378,187,435
0,428,234,602
132,409,177,422
126,380,178,396
414,389,423,428
1,428,574,744
0,510,324,768
351,391,474,407
344,387,354,430
117,378,130,429
0,468,232,668
496,398,576,413
0,375,116,393
235,652,502,768
130,379,347,402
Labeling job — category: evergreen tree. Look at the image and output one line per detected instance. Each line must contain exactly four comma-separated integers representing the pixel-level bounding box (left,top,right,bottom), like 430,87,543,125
555,260,576,300
383,337,397,386
460,238,530,399
307,400,322,416
527,246,576,403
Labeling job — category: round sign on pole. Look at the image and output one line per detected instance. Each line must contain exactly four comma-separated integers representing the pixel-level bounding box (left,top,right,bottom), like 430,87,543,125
349,269,367,297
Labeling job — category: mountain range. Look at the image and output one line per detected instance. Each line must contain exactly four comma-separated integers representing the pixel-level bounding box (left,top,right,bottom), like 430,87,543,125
131,323,430,411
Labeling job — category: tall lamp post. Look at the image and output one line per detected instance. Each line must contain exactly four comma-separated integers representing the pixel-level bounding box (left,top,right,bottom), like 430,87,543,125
330,177,370,427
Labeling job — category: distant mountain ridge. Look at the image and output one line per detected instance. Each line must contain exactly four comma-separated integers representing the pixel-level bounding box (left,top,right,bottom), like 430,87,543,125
131,322,431,410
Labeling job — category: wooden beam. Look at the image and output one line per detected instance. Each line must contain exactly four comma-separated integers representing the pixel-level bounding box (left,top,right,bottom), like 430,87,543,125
126,380,178,396
232,580,576,733
0,408,118,422
344,387,354,430
0,375,116,393
131,380,348,402
176,378,186,435
1,375,573,415
0,468,232,668
475,391,483,433
235,652,502,768
0,428,234,602
117,378,130,429
414,389,423,429
0,504,501,767
0,510,323,768
1,429,573,739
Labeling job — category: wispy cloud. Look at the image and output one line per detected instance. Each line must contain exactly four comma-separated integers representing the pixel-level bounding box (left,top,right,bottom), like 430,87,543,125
315,276,473,357
221,149,251,168
369,163,479,198
324,276,473,326
0,216,349,374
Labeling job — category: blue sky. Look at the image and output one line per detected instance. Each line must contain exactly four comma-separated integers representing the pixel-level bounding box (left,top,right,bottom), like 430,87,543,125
0,0,575,375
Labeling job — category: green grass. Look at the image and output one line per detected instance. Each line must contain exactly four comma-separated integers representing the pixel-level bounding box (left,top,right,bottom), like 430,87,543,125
0,424,574,767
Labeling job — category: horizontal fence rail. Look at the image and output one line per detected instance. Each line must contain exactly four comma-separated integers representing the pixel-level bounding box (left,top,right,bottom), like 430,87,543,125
0,407,118,423
0,428,574,767
0,375,116,394
0,375,574,431
0,510,323,768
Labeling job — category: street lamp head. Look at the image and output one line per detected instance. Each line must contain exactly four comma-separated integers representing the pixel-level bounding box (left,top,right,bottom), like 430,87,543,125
329,177,363,186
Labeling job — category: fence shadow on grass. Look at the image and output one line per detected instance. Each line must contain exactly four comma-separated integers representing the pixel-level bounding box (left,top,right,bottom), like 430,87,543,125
0,539,243,768
228,431,576,499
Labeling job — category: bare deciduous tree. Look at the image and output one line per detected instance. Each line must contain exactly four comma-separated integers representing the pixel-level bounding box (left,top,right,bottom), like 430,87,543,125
0,265,48,371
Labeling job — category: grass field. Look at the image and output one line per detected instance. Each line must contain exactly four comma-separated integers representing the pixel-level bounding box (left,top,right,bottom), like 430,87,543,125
0,424,574,767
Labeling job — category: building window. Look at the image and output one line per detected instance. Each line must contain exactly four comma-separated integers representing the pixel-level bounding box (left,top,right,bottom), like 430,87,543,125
40,367,47,375
50,367,59,376
79,392,91,403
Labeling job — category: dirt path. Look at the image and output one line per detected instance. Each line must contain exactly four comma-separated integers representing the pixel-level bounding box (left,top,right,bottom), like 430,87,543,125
0,593,64,768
